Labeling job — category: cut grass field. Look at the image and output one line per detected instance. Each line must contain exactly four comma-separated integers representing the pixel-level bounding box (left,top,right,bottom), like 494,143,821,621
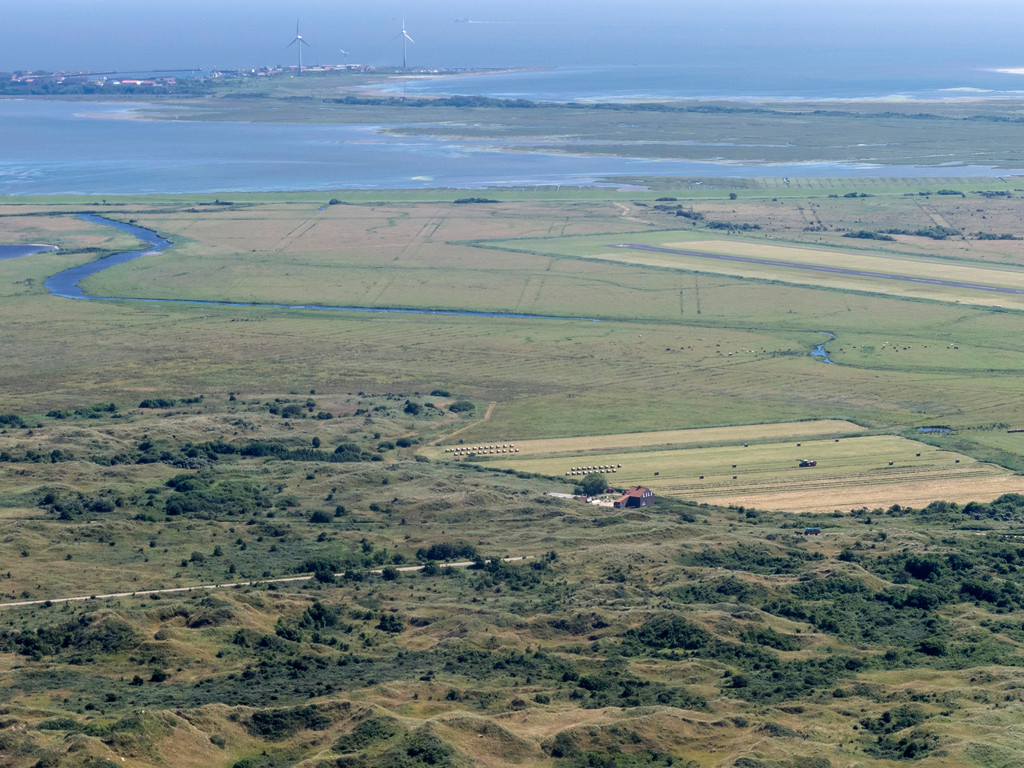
428,419,868,457
436,425,1024,513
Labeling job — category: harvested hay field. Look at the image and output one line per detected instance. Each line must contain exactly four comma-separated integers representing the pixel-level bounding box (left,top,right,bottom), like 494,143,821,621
427,420,866,459
701,472,1024,514
445,428,1024,513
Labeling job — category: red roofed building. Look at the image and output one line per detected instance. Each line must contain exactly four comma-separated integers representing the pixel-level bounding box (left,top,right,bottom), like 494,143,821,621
613,486,655,508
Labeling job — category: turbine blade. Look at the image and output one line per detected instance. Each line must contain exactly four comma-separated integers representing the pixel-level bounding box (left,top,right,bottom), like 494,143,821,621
405,33,415,43
301,38,311,47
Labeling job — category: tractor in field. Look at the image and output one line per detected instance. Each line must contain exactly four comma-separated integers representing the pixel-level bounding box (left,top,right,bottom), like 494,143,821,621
798,459,817,467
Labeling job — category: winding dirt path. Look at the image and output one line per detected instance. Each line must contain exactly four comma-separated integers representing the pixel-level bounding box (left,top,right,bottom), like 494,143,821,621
0,557,528,610
429,401,497,445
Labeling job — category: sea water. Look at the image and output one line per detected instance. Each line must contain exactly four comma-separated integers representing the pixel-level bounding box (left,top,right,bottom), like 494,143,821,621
380,61,1024,103
2,98,1023,196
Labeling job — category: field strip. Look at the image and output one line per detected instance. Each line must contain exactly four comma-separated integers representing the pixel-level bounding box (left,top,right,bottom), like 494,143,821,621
0,556,529,610
702,475,1024,514
661,467,1003,495
431,420,866,455
607,243,1024,296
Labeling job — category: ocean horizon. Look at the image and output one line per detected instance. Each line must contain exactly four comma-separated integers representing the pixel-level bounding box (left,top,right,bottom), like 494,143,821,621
380,62,1024,104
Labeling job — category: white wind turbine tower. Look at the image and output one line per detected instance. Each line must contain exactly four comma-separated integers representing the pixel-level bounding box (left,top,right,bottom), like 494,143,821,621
394,18,414,68
288,19,311,75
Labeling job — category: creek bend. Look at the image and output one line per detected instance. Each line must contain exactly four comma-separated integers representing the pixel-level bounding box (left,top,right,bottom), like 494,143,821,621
44,215,595,321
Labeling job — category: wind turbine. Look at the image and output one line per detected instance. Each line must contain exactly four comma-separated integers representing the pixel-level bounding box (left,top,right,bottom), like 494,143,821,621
288,19,311,75
394,18,414,68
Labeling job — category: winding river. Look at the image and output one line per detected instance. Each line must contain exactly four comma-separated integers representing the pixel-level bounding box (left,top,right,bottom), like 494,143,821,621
40,215,595,321
17,219,851,370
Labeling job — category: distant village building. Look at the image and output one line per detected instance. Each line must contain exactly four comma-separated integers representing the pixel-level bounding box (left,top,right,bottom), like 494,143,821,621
613,486,655,508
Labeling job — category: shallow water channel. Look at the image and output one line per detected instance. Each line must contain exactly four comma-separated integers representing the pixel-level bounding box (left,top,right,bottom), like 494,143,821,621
811,331,837,364
43,215,592,321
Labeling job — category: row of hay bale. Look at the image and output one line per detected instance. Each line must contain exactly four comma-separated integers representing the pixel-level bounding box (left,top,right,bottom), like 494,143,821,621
566,463,622,476
445,443,519,454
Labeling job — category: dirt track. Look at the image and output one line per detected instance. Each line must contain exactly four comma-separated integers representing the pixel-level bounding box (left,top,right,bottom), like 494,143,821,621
0,557,526,610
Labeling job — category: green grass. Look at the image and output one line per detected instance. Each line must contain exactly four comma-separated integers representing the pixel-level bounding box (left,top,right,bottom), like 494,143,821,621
7,194,1024,444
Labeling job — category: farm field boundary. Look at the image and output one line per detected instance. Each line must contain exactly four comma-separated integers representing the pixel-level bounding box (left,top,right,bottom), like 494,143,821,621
448,430,1024,513
488,230,1024,309
427,419,867,459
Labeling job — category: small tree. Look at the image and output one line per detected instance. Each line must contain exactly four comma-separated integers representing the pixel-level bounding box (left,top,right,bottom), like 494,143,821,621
579,473,607,497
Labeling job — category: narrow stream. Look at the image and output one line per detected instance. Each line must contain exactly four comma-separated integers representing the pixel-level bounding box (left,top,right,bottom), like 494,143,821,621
42,215,596,321
811,331,836,364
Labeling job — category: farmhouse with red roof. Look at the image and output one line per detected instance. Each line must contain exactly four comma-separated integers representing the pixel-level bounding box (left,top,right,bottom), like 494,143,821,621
612,486,655,508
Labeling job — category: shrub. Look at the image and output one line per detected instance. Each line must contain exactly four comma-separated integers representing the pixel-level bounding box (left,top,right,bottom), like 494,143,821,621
0,414,26,428
417,542,479,562
333,717,404,752
246,705,331,740
139,399,175,409
377,613,404,633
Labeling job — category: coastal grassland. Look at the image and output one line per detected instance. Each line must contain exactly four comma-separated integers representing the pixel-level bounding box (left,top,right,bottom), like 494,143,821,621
5,396,1024,767
6,194,1024,458
77,198,666,310
456,431,1023,513
0,206,137,252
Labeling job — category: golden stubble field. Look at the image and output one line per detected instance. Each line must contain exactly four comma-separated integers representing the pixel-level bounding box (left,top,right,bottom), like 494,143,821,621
499,231,1024,310
437,422,1024,513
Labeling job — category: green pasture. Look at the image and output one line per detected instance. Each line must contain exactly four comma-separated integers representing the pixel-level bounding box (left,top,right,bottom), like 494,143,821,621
5,192,1024,450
